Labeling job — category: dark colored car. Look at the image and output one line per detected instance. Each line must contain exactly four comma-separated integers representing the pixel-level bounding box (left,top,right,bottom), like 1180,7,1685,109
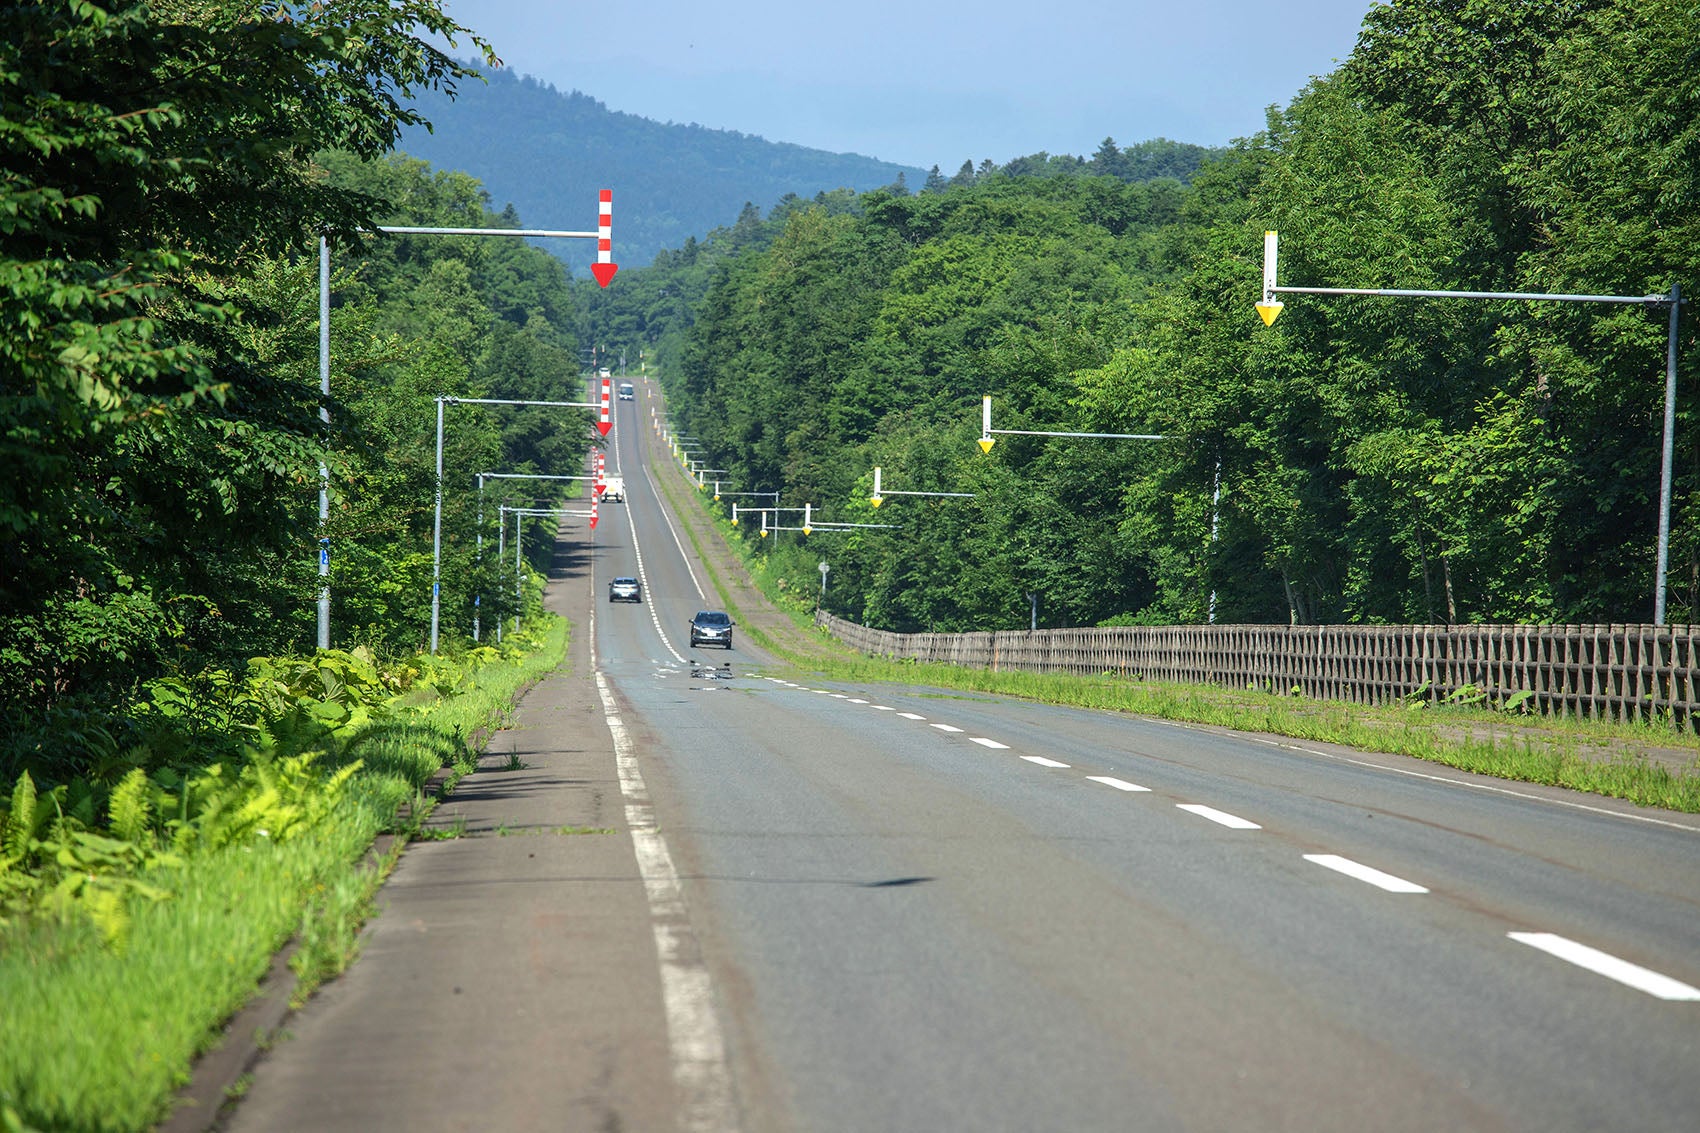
609,576,642,603
689,610,734,649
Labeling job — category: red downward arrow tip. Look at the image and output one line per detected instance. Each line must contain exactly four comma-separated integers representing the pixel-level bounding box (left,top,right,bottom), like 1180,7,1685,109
590,263,619,287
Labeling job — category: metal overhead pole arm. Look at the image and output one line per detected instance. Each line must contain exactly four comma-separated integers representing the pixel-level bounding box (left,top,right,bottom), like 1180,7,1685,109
1258,230,1686,624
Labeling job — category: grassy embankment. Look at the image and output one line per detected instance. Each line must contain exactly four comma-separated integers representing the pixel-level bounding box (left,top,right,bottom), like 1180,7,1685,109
0,618,568,1133
654,462,1700,814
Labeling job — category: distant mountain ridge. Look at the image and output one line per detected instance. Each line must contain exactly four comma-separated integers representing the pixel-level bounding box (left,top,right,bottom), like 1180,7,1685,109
397,69,926,274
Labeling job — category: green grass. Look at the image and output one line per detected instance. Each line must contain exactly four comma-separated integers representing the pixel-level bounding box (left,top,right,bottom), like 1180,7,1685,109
658,462,1700,814
0,616,570,1133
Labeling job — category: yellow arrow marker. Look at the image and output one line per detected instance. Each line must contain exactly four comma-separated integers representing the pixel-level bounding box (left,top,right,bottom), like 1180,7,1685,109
759,529,767,537
1256,301,1284,326
977,437,995,454
870,496,883,508
713,493,721,500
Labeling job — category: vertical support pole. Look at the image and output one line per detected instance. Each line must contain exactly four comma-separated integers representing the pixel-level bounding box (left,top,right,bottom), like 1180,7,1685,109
1656,283,1681,626
317,235,331,651
1209,457,1222,625
431,396,445,654
496,505,506,644
514,508,522,637
1256,231,1284,326
873,466,882,500
804,502,812,534
474,473,484,642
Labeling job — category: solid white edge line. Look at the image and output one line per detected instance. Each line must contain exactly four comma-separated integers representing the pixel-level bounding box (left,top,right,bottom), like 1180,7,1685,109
608,410,689,664
637,436,708,602
1176,803,1262,830
598,673,739,1130
1022,756,1072,769
1507,932,1700,1001
1187,726,1700,834
1086,775,1150,792
1303,853,1428,893
970,737,1010,749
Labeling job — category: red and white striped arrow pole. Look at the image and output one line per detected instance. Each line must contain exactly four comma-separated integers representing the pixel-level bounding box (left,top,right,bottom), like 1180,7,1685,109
590,190,619,287
597,378,612,436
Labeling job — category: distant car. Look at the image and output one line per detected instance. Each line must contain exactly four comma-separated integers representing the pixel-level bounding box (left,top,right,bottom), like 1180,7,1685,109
602,476,626,502
609,576,642,603
689,610,734,649
618,383,635,401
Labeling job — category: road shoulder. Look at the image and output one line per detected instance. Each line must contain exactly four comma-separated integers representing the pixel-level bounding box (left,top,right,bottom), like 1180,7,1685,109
221,534,678,1133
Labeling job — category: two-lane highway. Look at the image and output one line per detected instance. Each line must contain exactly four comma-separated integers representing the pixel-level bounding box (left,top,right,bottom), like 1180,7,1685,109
591,384,1700,1132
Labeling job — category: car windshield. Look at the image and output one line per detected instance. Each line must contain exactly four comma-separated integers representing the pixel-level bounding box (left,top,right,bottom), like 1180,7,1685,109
694,612,730,625
614,577,637,585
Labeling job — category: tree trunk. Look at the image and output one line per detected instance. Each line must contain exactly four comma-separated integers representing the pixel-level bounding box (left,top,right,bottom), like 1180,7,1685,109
1441,554,1458,625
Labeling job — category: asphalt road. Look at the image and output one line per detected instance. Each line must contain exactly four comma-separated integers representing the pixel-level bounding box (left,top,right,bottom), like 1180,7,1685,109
596,383,1700,1132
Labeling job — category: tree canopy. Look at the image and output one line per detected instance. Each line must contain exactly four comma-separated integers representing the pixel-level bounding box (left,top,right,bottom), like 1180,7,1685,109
1,2,589,746
585,0,1697,632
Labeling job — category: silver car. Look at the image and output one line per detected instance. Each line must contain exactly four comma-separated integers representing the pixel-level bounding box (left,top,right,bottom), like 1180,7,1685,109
689,610,733,648
608,576,642,603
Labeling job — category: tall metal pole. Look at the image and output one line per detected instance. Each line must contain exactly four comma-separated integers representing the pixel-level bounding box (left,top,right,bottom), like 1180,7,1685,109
496,505,506,644
474,473,484,642
317,236,331,651
431,396,445,653
316,202,614,654
1656,283,1681,625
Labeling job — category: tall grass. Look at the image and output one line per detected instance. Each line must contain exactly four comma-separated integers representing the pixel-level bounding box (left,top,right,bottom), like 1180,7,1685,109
0,617,568,1133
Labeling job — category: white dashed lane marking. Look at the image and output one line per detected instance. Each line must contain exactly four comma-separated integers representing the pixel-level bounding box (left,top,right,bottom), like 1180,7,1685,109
970,738,1010,749
871,705,895,711
1304,854,1428,894
1022,756,1072,769
897,712,926,720
1508,933,1700,1001
1086,776,1150,793
930,724,964,733
1177,804,1262,830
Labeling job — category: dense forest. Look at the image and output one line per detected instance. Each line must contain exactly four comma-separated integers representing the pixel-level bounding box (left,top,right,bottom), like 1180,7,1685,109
584,0,1699,634
1,2,594,774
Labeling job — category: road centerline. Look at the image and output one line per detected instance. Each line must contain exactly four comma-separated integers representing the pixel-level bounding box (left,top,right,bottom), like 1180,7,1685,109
1508,932,1700,1001
1177,804,1262,830
1085,775,1150,792
1021,756,1072,769
1303,854,1428,894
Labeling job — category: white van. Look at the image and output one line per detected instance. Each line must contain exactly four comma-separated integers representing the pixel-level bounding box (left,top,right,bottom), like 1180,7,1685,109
602,476,626,502
618,383,635,401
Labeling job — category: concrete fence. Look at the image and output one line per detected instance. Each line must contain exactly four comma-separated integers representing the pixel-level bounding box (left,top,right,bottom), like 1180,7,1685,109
815,612,1700,727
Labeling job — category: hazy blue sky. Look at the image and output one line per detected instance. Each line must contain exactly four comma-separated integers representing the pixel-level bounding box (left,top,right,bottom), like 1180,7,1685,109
441,1,1381,169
